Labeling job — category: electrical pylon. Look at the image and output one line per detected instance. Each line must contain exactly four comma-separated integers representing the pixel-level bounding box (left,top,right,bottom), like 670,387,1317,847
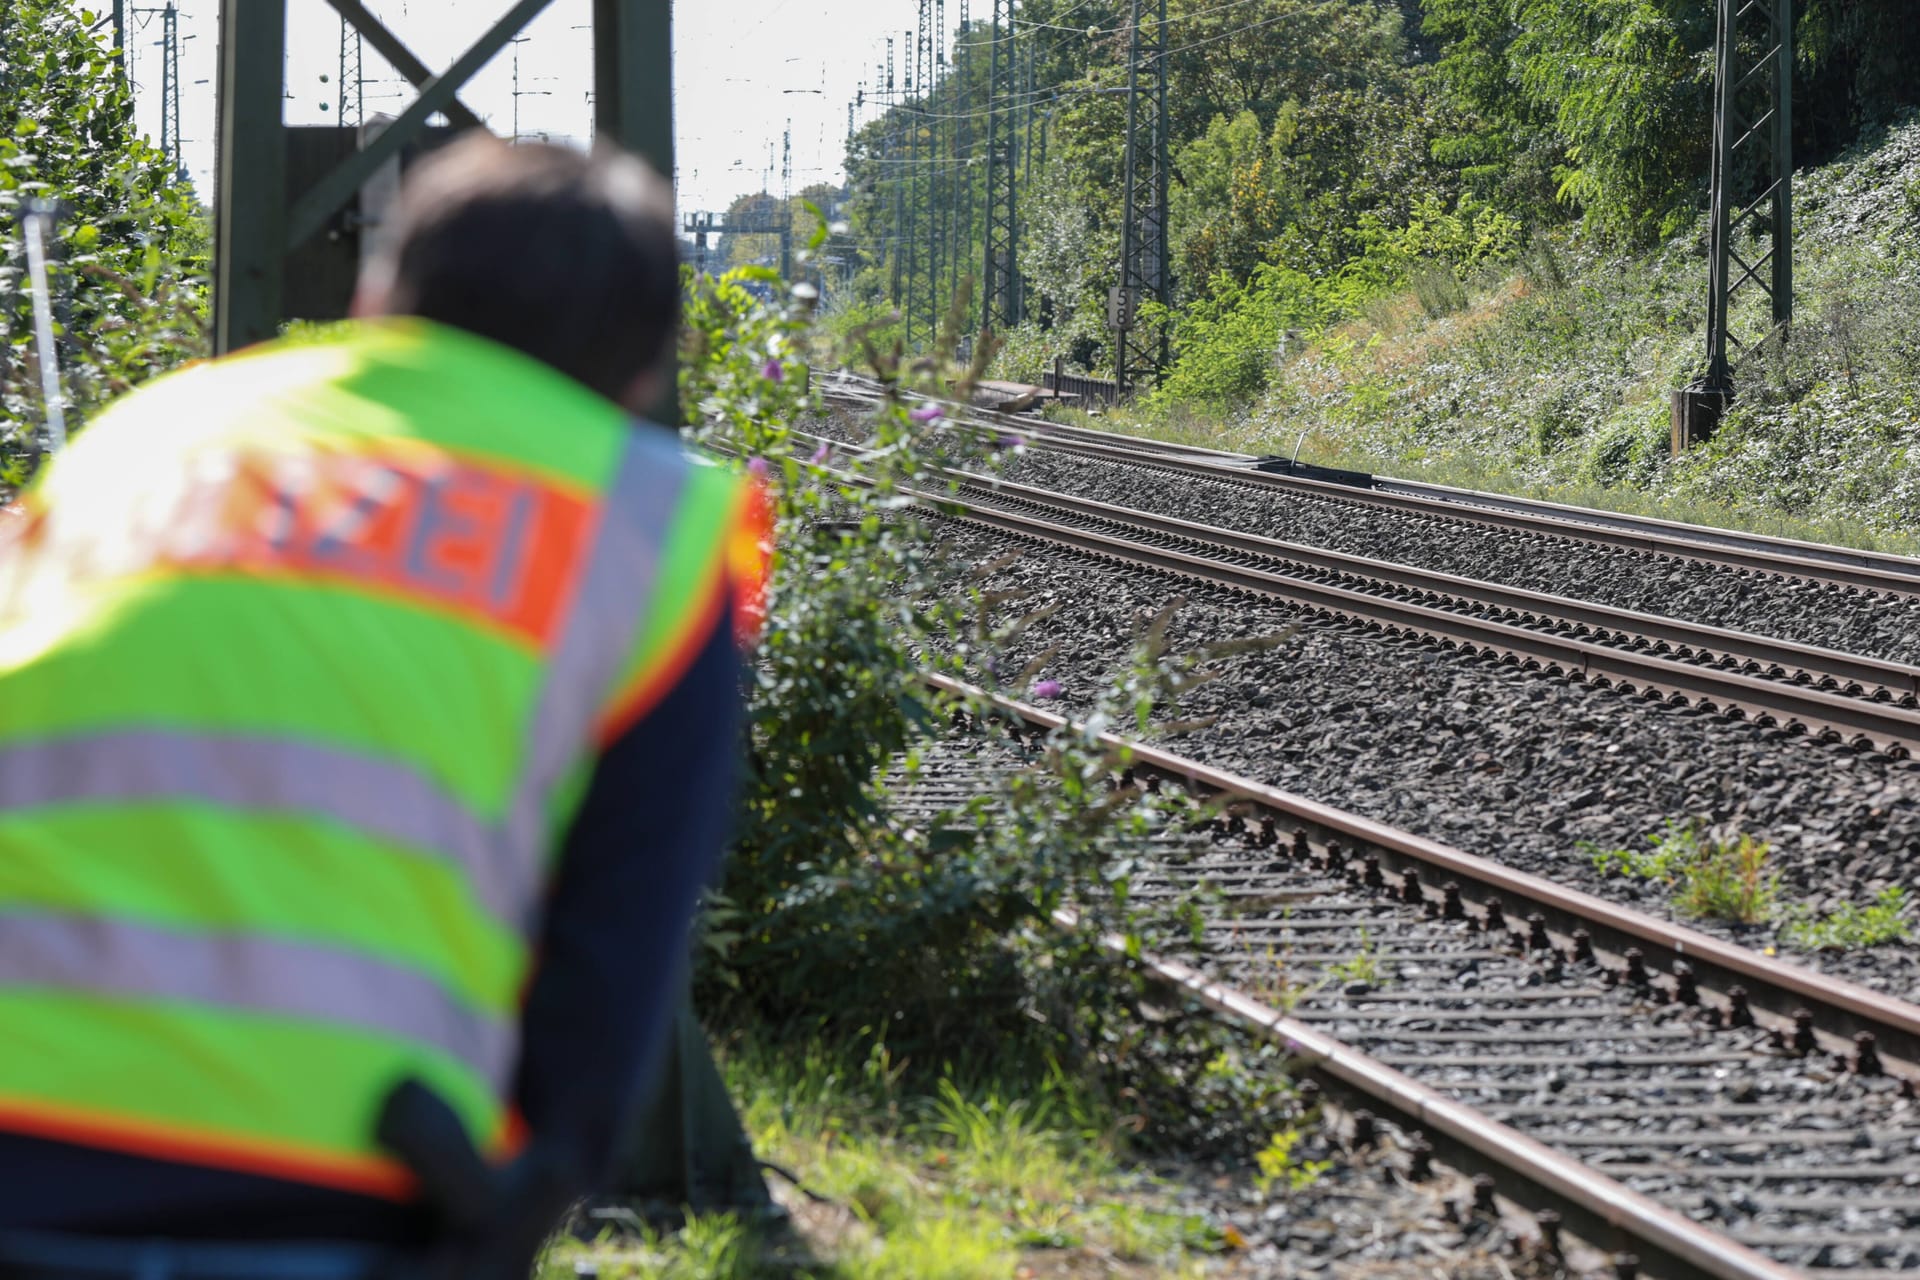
887,36,904,306
950,0,972,327
158,3,183,177
903,22,921,346
928,0,945,341
337,13,365,130
1674,0,1793,447
982,0,1018,333
781,118,794,281
1114,0,1169,394
904,0,936,348
130,3,184,176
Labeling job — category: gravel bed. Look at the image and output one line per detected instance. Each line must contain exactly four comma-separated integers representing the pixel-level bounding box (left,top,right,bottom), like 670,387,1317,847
898,730,1920,1272
997,448,1920,667
884,733,1616,1278
932,521,1920,1000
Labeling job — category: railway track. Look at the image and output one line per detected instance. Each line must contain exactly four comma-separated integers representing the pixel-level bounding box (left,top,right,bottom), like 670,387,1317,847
820,372,1920,600
899,678,1920,1279
800,422,1920,757
928,468,1920,757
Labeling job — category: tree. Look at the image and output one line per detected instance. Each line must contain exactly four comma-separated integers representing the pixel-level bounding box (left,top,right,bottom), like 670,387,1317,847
1,0,206,466
1170,109,1295,288
1423,0,1920,243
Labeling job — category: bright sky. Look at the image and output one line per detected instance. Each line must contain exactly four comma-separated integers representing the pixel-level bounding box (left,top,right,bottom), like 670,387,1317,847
127,0,925,221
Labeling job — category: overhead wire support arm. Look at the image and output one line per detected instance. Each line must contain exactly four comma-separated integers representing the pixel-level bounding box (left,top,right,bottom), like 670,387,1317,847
285,0,564,251
214,0,682,356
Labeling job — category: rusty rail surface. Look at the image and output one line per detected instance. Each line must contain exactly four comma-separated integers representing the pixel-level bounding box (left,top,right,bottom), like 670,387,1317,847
947,468,1920,702
930,481,1920,758
822,372,1920,596
927,676,1920,1278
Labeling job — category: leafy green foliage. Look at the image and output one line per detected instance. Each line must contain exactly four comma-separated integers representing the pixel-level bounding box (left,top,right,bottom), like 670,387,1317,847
1170,109,1297,288
1426,0,1920,241
832,0,1920,422
1324,927,1381,988
682,248,1306,1157
1585,820,1778,924
1510,0,1710,241
0,0,207,470
680,262,968,1043
1194,112,1920,550
1145,264,1328,411
1785,888,1912,951
1252,1126,1332,1200
546,1033,1249,1277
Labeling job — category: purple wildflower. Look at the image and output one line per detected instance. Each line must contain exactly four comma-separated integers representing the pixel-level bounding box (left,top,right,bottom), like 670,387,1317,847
1032,679,1064,700
998,432,1028,449
761,358,784,383
746,456,770,479
910,404,944,424
809,441,832,464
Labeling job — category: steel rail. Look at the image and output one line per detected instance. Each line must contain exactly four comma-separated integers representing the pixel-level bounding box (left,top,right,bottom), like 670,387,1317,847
1118,946,1793,1280
931,675,1819,1280
983,425,1920,599
821,374,1920,595
794,427,1920,750
934,675,1920,1075
1372,475,1920,585
933,485,1920,757
946,469,1920,701
822,373,1247,461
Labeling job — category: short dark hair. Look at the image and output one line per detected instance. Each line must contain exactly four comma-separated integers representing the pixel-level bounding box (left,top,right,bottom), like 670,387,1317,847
369,136,680,404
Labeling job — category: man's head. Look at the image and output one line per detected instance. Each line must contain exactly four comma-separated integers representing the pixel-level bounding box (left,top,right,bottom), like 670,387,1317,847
353,135,679,414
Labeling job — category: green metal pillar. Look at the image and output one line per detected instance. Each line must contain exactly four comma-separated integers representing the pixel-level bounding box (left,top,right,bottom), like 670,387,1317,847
592,0,673,174
589,1,767,1218
213,0,557,350
212,0,288,354
607,983,774,1221
210,0,768,1221
592,0,680,427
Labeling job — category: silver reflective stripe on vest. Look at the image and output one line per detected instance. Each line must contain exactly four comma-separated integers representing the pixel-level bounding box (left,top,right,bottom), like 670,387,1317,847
502,428,688,922
0,434,694,1082
0,732,519,925
0,434,694,941
0,913,515,1087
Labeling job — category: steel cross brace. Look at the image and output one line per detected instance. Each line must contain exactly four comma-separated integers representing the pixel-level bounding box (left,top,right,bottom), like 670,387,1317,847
285,0,560,250
214,0,677,357
321,0,484,131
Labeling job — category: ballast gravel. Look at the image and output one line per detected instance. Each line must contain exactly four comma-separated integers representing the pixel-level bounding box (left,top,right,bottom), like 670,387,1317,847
996,448,1920,668
895,724,1920,1273
932,522,1920,1001
883,733,1616,1278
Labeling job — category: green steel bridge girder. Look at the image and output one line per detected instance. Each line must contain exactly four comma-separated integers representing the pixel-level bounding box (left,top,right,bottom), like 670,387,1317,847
212,0,676,355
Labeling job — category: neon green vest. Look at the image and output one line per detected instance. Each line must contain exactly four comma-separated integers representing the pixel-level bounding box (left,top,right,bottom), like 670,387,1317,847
0,319,751,1197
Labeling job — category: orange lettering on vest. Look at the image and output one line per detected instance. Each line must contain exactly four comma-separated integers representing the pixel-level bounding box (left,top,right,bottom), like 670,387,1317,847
169,446,596,647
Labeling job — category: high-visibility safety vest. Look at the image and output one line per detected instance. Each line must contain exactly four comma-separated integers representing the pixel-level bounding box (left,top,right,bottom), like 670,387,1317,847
0,318,768,1199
